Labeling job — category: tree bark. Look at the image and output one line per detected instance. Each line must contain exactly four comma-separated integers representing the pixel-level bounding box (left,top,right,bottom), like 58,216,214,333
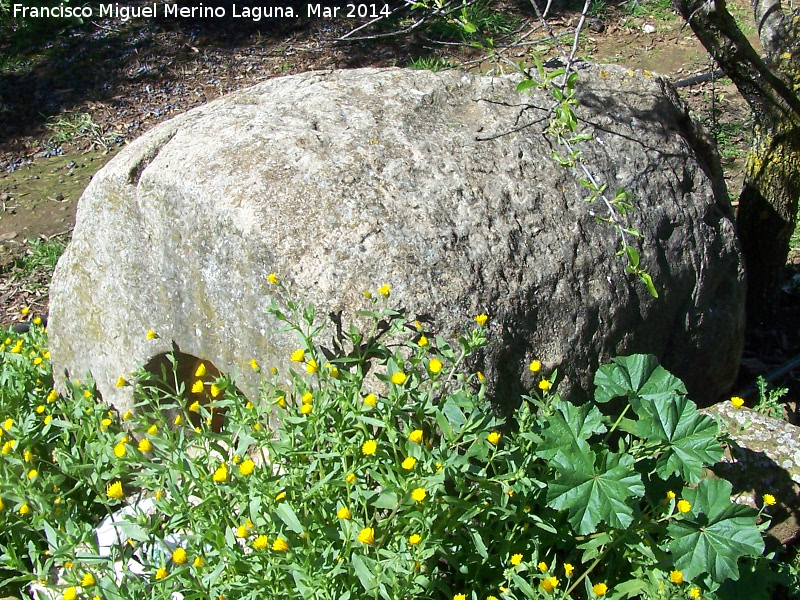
671,0,800,320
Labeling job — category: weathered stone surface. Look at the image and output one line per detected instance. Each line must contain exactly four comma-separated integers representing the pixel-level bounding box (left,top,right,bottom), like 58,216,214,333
49,66,744,414
704,402,800,546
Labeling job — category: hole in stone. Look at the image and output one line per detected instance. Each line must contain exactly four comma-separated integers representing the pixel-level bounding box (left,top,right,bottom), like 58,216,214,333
141,351,230,432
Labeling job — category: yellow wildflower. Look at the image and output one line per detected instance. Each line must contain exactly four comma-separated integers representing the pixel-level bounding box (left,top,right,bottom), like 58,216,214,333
63,587,77,600
27,469,37,480
253,535,269,549
193,556,204,568
302,392,313,405
138,438,152,452
510,553,523,566
593,583,608,596
155,567,168,580
346,473,356,484
453,595,466,600
47,389,58,403
306,359,318,374
689,589,701,599
538,561,548,572
541,577,559,593
670,570,683,584
191,380,204,394
290,349,305,362
358,527,375,545
275,491,286,501
189,401,200,412
300,403,312,415
2,418,12,431
35,405,45,414
409,429,423,443
107,481,124,500
44,415,52,425
267,273,278,284
172,548,187,564
487,432,501,445
116,376,127,388
411,487,426,502
475,314,488,326
272,537,289,552
212,463,228,483
210,384,221,398
2,440,16,454
667,490,676,500
409,534,422,545
564,563,574,577
378,285,390,296
250,359,260,371
114,442,127,458
236,525,248,538
19,503,30,515
276,395,286,408
146,329,158,340
363,394,377,407
402,456,417,470
174,415,183,426
418,335,428,347
24,449,33,461
539,379,551,391
362,440,377,455
122,410,132,420
677,500,691,513
730,396,745,409
81,572,95,587
239,459,255,476
195,363,207,377
428,358,443,374
529,360,541,372
391,372,407,385
337,506,351,520
147,424,158,435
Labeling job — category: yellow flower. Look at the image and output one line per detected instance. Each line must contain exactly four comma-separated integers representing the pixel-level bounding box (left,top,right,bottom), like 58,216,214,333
1,440,15,454
19,503,30,515
290,349,305,362
174,415,183,426
194,556,204,567
146,329,158,340
237,525,248,538
408,534,422,545
337,506,351,520
689,589,701,599
138,438,152,452
763,494,776,506
730,396,745,409
116,376,128,388
250,359,260,371
411,487,426,502
510,553,523,566
378,285,390,296
172,547,187,564
155,490,163,500
538,561,548,572
300,404,313,415
24,449,33,461
155,566,168,580
267,273,279,284
239,459,255,476
529,360,541,372
477,371,485,382
363,394,377,407
391,372,407,385
35,405,45,414
122,410,132,420
346,473,356,484
63,587,77,600
541,577,559,593
667,490,676,500
0,498,3,511
358,527,375,545
27,469,38,480
418,335,428,347
409,429,423,443
147,424,158,435
83,389,93,399
428,358,443,374
564,563,574,577
275,491,286,501
81,572,95,587
3,418,13,431
487,597,499,600
306,359,318,374
593,583,608,596
21,306,29,315
677,500,691,514
101,418,112,428
44,415,52,425
487,432,501,445
195,363,207,377
329,366,340,378
253,535,269,549
47,389,58,403
362,439,377,455
364,290,372,298
275,395,286,408
302,392,313,405
670,570,683,584
539,379,551,391
212,463,228,483
114,442,127,458
107,481,124,500
272,537,289,552
402,456,417,470
189,401,200,412
210,384,221,398
475,314,488,327
453,595,466,600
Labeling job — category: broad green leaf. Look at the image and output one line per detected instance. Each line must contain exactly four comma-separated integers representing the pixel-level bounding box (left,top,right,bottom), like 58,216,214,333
535,400,606,461
516,79,537,93
352,553,379,593
470,529,488,559
635,395,722,483
547,450,643,535
668,479,764,582
373,491,399,510
594,354,683,404
274,503,304,534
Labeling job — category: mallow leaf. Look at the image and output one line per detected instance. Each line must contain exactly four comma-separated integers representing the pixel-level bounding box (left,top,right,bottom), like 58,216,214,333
635,395,722,483
594,354,685,405
547,449,644,535
535,400,607,461
668,479,764,583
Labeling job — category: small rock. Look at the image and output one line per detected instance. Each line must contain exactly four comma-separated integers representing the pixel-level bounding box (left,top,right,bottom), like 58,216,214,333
643,23,657,33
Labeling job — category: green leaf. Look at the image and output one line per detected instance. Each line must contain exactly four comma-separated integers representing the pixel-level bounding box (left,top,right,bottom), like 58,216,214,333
535,400,606,461
352,553,379,593
639,271,658,298
668,479,764,582
516,79,537,93
470,529,488,559
624,246,640,268
547,450,643,535
635,395,722,483
373,491,399,510
594,354,681,404
275,503,304,534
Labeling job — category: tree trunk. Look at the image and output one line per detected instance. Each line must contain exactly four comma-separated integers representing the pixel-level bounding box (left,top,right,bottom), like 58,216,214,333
671,0,800,320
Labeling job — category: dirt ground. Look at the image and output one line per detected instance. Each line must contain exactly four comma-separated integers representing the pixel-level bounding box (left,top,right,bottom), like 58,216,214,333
1,0,798,414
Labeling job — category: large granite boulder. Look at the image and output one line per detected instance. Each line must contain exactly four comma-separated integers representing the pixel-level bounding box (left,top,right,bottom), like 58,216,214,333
48,66,744,414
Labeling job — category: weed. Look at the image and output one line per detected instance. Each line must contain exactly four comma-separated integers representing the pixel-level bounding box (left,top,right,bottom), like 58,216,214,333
424,0,519,41
588,0,607,18
46,113,113,151
753,375,788,419
10,238,67,290
407,56,455,71
622,0,674,19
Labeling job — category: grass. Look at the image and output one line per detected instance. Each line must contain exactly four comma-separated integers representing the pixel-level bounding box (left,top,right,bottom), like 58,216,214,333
11,237,67,290
407,56,456,71
620,0,675,19
46,112,113,151
425,0,520,41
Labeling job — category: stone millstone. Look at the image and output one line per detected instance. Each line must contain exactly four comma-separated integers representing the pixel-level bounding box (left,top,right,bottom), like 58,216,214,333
48,66,744,414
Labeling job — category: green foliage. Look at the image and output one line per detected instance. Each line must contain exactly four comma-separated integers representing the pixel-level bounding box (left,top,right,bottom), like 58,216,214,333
46,112,113,151
413,0,519,42
753,376,787,419
407,57,456,72
0,290,778,599
10,238,68,292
